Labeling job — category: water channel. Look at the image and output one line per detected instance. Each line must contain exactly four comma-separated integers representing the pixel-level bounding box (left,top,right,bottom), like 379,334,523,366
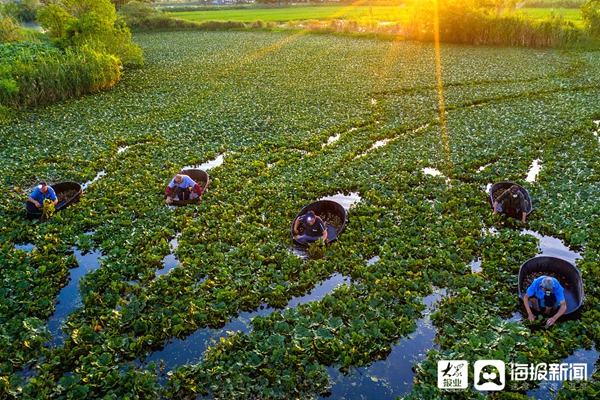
321,289,444,399
182,153,225,171
46,249,103,347
137,273,354,383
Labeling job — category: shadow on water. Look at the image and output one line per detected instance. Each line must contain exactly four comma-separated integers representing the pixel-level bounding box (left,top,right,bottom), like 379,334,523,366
46,249,103,347
321,288,444,399
137,273,353,383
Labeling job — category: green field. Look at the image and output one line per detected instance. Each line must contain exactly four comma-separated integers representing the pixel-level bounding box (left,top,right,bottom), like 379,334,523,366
174,5,412,23
1,30,600,398
517,7,584,26
172,5,583,24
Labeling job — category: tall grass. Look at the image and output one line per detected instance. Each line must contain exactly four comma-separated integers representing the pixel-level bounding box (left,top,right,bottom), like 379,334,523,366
406,10,583,47
0,43,120,109
0,11,23,43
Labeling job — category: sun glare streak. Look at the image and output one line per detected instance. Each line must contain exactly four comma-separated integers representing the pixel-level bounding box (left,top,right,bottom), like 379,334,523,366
327,0,371,19
433,0,452,176
224,0,371,73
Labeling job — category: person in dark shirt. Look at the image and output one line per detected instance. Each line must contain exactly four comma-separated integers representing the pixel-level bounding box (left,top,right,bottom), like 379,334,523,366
493,185,529,224
293,210,328,244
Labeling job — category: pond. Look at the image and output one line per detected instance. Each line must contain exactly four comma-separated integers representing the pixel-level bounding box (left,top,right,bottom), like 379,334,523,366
522,229,580,264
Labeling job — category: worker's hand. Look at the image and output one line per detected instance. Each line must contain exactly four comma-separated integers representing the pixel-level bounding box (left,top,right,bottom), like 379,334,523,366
521,218,527,225
166,196,171,204
527,312,535,322
35,201,41,208
492,210,498,215
546,317,556,326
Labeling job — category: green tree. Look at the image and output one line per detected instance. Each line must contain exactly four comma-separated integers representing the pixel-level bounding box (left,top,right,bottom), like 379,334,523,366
581,0,600,35
37,0,143,66
37,4,75,39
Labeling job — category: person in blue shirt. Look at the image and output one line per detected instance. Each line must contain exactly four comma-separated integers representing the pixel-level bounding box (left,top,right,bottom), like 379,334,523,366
26,181,58,213
523,276,567,326
293,210,328,244
165,173,202,204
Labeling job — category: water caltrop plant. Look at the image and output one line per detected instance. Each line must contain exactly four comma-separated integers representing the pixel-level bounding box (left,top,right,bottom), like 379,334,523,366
0,30,599,398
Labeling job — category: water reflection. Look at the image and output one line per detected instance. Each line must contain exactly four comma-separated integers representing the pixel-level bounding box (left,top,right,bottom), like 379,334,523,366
367,255,380,266
46,249,103,347
14,243,35,253
522,230,580,264
81,170,106,190
322,289,443,399
182,154,225,171
355,138,393,158
289,245,309,260
320,192,362,210
323,133,341,146
526,159,542,183
526,345,598,400
155,237,179,279
477,163,491,173
422,167,442,176
140,273,353,383
470,258,482,273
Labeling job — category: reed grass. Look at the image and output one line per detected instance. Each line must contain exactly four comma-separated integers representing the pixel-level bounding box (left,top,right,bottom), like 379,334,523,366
0,11,23,43
0,43,120,109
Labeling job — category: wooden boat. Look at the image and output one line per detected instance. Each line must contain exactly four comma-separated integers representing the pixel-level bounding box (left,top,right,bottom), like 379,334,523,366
291,200,347,246
25,182,82,219
518,256,584,319
489,181,533,217
170,169,210,206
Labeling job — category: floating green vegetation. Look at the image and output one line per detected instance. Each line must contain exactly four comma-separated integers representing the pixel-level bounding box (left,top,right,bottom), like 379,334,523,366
0,31,599,398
